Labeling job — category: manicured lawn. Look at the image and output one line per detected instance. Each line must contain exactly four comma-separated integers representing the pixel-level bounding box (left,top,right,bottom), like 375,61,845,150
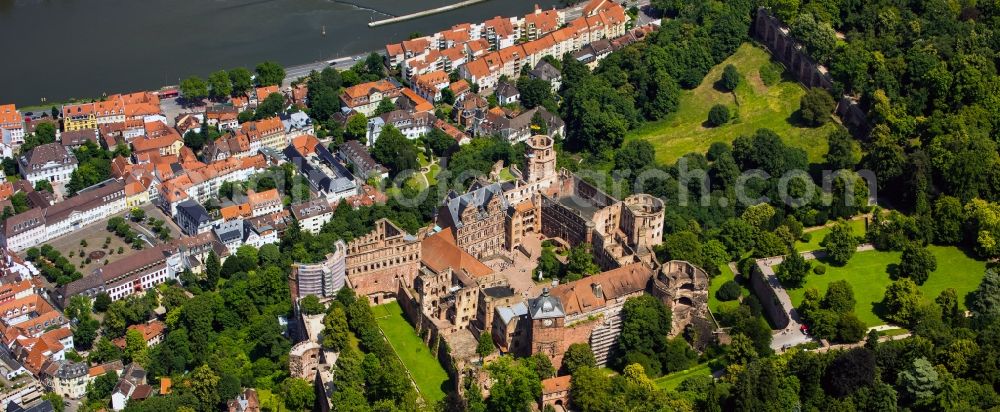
795,218,867,252
787,246,987,326
626,43,841,164
707,264,746,314
374,301,449,403
654,362,714,391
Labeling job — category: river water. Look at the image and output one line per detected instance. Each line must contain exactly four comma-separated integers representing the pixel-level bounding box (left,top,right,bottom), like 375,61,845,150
0,0,561,105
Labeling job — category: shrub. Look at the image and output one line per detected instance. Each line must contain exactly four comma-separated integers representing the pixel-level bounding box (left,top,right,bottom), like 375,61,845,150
799,87,836,126
707,104,730,127
716,280,742,301
800,233,812,243
721,64,740,91
813,265,827,275
760,62,782,86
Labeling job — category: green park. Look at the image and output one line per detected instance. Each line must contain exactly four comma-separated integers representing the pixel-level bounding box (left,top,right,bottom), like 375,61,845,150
373,302,450,403
627,43,841,164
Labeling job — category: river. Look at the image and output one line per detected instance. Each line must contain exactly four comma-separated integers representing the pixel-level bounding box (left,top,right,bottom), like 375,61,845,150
0,0,561,106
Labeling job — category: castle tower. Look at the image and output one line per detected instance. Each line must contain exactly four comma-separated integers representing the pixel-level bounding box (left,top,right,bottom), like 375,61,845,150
525,135,556,184
528,288,565,362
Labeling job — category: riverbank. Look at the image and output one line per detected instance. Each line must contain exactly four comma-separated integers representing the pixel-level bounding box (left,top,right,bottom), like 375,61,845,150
0,0,561,105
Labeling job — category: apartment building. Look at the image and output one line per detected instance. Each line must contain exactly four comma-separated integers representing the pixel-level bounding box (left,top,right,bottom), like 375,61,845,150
18,143,77,187
339,80,402,116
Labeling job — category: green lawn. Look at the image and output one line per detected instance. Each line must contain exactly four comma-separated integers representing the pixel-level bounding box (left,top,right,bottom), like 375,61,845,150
627,43,841,164
787,246,987,326
654,362,715,391
374,301,449,403
707,264,746,314
256,389,288,412
795,218,867,252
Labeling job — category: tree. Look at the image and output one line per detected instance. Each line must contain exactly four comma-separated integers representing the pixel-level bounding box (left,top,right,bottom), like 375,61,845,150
663,337,697,372
825,129,859,170
299,295,325,315
484,356,541,412
190,364,221,410
516,77,554,109
523,353,555,379
40,392,64,412
720,64,740,91
618,295,671,376
821,280,856,314
180,76,208,102
33,180,52,193
229,67,254,96
821,220,858,266
370,125,418,179
613,140,655,174
255,61,285,86
321,305,350,351
897,242,936,285
836,313,866,342
208,70,233,99
898,357,941,404
823,348,875,397
440,87,455,105
345,113,368,142
204,251,221,290
570,366,613,412
255,92,285,119
932,196,963,244
88,371,119,400
799,87,835,126
968,268,1000,320
374,98,396,116
280,377,317,411
707,104,730,127
716,280,742,301
776,248,810,288
564,243,598,281
562,343,596,374
883,278,923,325
425,128,457,157
476,331,495,358
124,329,148,365
94,292,112,312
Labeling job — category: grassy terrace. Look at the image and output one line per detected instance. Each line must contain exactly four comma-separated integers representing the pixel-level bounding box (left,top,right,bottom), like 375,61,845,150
372,302,449,403
787,246,987,326
626,43,841,164
707,263,745,314
795,218,868,252
654,362,715,391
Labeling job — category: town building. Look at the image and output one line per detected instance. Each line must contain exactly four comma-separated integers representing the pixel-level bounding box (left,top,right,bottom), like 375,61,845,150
18,143,77,188
44,361,87,400
289,199,334,234
206,106,239,131
58,245,183,305
110,364,151,411
62,92,161,132
0,105,25,155
366,110,435,144
241,116,286,152
339,80,402,116
337,140,388,181
282,111,314,140
59,129,99,149
412,70,451,102
158,156,265,215
227,389,261,412
284,135,357,203
174,199,214,235
111,321,166,349
528,60,562,92
477,106,565,142
495,82,520,106
290,241,346,299
0,180,128,251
